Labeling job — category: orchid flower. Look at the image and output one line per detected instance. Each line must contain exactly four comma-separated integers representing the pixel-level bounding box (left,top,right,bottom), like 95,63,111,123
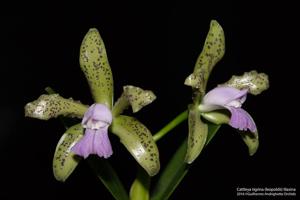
25,28,160,181
200,87,256,132
184,20,269,163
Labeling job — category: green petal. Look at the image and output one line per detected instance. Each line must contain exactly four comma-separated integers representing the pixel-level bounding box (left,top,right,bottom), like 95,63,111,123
25,94,88,120
185,20,225,92
80,28,113,109
112,85,156,117
220,70,269,95
110,115,160,176
241,130,259,156
185,105,208,164
53,123,83,182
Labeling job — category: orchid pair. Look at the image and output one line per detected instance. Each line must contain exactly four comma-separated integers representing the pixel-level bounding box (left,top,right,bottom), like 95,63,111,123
25,20,269,200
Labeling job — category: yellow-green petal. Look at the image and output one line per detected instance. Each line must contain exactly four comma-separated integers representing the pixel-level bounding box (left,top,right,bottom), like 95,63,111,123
80,28,113,109
111,115,160,176
112,85,156,117
185,20,225,92
220,70,269,95
53,124,83,182
185,105,208,164
24,94,88,120
241,130,259,156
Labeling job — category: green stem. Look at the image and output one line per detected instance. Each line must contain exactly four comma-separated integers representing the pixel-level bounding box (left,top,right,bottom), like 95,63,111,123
130,166,151,200
151,123,221,200
153,110,188,142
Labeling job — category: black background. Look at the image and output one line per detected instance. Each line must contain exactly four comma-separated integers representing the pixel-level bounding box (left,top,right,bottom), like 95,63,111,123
1,1,298,199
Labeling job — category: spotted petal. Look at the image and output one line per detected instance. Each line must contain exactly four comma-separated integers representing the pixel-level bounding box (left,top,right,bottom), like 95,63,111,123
80,28,113,109
220,70,269,95
53,124,83,182
111,115,160,176
25,94,88,120
112,85,156,117
185,20,225,92
185,105,208,164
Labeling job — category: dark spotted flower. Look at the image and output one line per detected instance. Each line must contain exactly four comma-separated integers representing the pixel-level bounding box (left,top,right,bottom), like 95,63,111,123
184,20,269,163
25,28,160,181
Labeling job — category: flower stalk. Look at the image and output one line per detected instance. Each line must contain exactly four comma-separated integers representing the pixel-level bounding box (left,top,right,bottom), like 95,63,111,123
153,110,188,142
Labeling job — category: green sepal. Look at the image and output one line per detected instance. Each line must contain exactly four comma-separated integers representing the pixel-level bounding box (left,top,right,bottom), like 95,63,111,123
110,115,160,176
53,123,83,182
112,85,156,117
220,70,269,95
185,105,208,164
80,28,113,109
25,94,88,120
185,20,225,92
